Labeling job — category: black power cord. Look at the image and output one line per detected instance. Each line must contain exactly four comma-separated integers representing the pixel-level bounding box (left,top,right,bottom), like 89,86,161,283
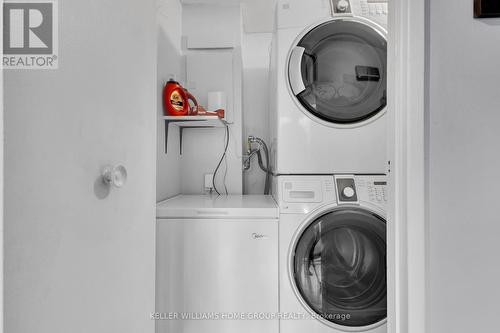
212,125,230,195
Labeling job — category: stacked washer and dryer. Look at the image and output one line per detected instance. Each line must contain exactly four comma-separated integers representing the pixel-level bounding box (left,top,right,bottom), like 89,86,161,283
269,1,389,333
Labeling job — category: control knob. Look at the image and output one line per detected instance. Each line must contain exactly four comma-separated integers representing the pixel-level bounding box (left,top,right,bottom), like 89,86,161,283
343,186,355,198
337,0,350,12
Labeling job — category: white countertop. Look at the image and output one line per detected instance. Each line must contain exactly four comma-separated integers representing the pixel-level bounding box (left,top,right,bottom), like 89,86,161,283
156,195,279,219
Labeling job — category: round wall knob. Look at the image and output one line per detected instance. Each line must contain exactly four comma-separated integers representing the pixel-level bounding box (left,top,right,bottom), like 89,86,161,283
102,165,128,188
343,186,355,198
337,0,349,12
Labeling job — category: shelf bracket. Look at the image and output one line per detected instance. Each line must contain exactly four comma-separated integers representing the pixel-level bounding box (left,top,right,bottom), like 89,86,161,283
164,119,216,155
179,126,215,155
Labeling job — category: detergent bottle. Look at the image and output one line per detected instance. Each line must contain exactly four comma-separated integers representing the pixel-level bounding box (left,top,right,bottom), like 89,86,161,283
163,79,198,116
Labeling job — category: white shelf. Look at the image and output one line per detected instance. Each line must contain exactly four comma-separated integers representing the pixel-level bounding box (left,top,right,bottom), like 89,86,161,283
163,116,229,154
163,115,228,128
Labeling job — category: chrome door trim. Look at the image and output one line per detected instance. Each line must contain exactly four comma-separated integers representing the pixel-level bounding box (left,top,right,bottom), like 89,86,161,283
288,46,306,95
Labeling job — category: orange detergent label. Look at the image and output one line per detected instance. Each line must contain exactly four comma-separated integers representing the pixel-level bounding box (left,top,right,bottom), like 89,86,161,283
170,91,184,111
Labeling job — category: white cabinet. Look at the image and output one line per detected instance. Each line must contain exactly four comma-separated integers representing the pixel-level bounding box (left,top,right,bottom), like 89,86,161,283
156,195,279,333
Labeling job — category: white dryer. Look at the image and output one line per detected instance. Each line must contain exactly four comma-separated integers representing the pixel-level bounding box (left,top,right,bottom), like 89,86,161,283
274,175,387,333
270,0,388,175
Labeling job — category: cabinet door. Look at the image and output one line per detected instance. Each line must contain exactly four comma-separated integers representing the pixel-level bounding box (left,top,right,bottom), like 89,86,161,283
4,1,156,332
156,219,278,333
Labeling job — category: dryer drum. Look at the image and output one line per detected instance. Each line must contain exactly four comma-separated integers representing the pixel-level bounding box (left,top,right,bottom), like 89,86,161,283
290,19,387,124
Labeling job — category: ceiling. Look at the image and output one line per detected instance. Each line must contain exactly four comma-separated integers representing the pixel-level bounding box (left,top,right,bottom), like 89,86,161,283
180,0,277,33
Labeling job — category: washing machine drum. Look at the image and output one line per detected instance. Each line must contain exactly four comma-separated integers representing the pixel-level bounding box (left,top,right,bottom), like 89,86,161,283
293,208,386,328
289,18,387,124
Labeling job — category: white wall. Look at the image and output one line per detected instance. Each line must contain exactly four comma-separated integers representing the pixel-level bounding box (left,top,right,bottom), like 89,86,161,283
183,4,242,48
156,2,274,196
179,4,244,195
240,0,277,33
427,1,500,332
182,49,244,194
157,0,184,201
241,32,273,194
181,0,277,33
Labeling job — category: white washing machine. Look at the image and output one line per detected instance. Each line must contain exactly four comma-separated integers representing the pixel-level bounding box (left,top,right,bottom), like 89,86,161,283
274,175,387,333
270,0,388,175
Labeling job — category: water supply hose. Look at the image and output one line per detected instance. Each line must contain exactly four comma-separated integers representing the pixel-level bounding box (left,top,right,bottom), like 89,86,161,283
247,136,272,195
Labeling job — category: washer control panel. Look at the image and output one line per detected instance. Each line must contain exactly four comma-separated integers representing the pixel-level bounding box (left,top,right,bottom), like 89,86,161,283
275,175,387,212
355,175,388,207
275,175,336,214
367,182,387,204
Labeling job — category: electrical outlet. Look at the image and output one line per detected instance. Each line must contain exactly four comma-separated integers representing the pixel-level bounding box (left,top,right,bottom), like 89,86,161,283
204,174,214,192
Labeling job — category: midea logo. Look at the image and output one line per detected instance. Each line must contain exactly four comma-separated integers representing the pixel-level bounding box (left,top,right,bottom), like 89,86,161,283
3,0,58,69
251,233,269,240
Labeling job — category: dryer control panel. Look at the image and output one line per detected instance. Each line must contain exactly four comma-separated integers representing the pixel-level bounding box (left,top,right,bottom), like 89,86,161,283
361,0,388,15
277,0,388,30
352,0,388,28
330,0,388,17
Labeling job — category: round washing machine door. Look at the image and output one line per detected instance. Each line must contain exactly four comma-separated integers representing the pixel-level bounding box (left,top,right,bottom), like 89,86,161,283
288,18,387,125
292,207,386,329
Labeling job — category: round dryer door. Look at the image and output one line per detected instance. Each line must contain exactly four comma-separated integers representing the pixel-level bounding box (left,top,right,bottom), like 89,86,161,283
288,18,387,124
293,207,386,328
